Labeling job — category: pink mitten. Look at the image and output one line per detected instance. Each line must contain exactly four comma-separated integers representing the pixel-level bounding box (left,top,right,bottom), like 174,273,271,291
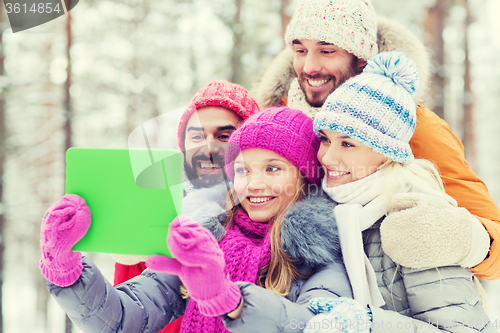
146,215,241,317
40,194,91,287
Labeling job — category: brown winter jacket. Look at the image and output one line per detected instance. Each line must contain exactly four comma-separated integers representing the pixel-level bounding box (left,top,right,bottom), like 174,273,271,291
251,16,500,280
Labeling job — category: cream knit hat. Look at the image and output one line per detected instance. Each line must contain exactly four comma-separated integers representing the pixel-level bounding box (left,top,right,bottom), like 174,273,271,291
284,0,378,61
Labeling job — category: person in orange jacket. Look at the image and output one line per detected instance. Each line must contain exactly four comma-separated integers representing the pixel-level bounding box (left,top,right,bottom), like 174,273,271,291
252,0,500,280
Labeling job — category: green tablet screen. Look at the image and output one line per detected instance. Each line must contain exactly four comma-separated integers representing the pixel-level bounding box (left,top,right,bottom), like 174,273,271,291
66,148,183,257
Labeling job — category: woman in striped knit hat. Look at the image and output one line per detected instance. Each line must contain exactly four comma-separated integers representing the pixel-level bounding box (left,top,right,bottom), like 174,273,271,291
302,51,494,333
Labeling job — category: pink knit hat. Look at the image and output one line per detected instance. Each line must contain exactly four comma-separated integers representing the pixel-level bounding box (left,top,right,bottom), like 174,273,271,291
225,106,321,185
177,80,260,151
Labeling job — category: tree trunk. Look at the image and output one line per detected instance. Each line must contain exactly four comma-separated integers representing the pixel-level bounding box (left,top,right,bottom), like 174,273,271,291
462,0,475,168
125,0,143,137
280,0,291,40
126,46,138,137
0,4,6,333
230,0,244,85
64,10,73,333
425,0,448,119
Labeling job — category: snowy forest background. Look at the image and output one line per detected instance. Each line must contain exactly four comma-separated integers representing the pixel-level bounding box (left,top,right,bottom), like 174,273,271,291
0,0,499,332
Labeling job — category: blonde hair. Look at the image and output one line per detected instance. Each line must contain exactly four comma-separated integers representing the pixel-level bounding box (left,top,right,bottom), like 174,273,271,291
378,158,457,211
261,175,310,296
223,175,310,297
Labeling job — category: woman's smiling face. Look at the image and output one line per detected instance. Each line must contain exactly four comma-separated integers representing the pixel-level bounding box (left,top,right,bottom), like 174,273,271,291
317,129,388,187
233,148,300,222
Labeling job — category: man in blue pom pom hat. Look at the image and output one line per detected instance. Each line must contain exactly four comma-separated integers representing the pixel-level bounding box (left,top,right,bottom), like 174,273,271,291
252,0,500,280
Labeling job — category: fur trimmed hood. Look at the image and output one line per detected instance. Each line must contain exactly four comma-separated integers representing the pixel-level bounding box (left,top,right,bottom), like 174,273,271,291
184,185,341,268
251,16,430,108
182,182,230,240
281,191,340,267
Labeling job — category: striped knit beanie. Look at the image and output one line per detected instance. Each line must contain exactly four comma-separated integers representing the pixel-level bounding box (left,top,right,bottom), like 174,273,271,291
177,80,260,151
314,51,419,164
284,0,378,61
225,107,321,185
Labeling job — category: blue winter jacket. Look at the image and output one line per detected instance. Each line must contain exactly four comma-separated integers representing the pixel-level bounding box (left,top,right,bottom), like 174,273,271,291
47,188,351,333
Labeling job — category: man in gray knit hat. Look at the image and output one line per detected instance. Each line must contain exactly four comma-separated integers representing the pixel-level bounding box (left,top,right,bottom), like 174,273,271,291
251,0,500,287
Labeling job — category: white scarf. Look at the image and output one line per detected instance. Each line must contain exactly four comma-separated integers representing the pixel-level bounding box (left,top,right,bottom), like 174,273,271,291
322,171,387,308
287,78,321,119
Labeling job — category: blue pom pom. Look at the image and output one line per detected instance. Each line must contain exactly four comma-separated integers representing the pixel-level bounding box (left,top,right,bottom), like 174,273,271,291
364,51,419,97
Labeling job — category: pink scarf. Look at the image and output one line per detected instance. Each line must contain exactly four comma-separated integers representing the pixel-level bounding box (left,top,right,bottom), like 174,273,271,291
180,209,272,333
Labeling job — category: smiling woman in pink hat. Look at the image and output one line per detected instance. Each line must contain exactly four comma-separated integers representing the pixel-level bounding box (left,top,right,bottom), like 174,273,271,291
39,106,356,333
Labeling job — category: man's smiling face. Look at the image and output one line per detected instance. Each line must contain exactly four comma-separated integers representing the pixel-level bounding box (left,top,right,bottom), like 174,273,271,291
183,106,242,188
292,39,366,107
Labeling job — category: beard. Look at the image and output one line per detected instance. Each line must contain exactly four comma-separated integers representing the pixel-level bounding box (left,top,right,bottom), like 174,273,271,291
184,152,226,189
298,57,362,107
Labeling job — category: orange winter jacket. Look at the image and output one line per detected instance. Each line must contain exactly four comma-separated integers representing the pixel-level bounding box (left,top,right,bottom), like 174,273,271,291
410,105,500,280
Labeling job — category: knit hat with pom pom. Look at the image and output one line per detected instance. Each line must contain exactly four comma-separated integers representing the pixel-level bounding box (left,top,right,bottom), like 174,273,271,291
225,106,321,185
313,51,419,164
177,80,260,152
